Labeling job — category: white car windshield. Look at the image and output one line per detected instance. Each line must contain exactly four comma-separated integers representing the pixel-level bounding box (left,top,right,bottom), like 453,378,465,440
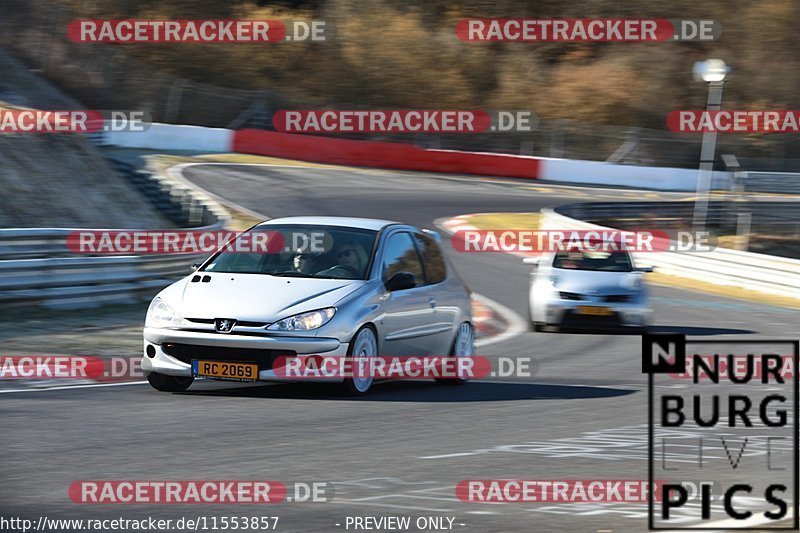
552,250,633,272
202,225,378,280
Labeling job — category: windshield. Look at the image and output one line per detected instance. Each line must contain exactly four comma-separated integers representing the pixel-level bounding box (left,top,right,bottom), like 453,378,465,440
552,250,633,272
202,225,378,280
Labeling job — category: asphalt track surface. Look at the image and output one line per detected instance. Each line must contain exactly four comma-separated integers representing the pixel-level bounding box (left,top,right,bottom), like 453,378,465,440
2,163,799,532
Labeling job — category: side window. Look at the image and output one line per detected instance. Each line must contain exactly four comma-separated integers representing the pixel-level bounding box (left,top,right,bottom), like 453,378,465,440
415,233,447,284
381,232,425,284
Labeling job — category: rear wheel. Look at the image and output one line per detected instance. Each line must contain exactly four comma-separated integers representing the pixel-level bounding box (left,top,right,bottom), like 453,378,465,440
340,326,378,396
146,372,193,392
437,322,474,385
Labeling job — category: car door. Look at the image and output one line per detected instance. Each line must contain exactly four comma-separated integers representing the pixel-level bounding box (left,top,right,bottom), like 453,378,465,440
414,231,459,355
377,231,438,356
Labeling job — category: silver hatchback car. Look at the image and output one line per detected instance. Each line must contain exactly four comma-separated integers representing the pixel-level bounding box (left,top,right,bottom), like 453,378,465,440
142,217,473,394
526,248,654,331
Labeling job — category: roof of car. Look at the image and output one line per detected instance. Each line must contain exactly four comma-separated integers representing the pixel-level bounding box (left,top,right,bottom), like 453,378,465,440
256,216,400,231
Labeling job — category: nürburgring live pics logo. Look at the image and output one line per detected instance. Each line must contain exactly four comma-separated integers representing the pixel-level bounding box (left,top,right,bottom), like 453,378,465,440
643,333,798,530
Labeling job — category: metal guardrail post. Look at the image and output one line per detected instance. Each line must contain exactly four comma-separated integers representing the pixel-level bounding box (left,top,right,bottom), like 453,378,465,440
164,80,184,124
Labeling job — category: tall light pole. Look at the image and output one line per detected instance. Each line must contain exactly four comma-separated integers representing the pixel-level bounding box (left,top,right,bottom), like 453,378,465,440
691,59,729,232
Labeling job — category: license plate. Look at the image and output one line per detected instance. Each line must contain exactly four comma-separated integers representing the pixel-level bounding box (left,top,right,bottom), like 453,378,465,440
578,306,614,316
192,360,258,381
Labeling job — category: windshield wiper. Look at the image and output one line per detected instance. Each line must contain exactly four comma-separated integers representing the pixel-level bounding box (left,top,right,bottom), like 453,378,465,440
268,271,321,278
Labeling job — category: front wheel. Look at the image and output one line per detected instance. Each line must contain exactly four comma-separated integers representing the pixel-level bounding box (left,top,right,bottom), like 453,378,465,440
437,322,474,385
528,299,546,332
339,326,378,396
147,372,194,392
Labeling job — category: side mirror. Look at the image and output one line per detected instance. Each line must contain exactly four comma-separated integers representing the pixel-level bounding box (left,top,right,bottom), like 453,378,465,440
190,262,202,272
385,272,417,291
634,266,654,273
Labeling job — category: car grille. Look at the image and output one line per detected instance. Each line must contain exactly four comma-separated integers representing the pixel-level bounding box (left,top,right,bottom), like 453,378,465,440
559,291,585,301
185,318,268,328
603,294,632,303
161,343,295,370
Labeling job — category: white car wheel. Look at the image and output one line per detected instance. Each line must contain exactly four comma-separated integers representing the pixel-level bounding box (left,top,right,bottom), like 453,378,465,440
438,322,474,385
453,322,474,357
342,326,377,395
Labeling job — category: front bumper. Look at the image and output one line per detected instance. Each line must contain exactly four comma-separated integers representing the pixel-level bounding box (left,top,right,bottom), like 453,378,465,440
543,299,653,328
142,327,348,381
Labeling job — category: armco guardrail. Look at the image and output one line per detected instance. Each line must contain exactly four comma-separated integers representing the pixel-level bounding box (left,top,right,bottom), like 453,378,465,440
745,171,800,194
107,158,230,228
556,200,800,237
0,162,232,309
542,204,800,299
0,254,199,309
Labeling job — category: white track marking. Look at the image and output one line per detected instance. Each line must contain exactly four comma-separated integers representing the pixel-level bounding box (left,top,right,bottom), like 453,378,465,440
0,380,148,394
472,293,526,348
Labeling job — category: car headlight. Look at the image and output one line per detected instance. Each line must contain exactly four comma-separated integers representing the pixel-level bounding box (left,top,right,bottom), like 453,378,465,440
267,308,336,331
623,274,644,290
146,297,185,327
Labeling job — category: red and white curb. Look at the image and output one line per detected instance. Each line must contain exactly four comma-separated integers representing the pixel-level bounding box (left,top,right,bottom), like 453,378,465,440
440,213,541,260
472,293,526,348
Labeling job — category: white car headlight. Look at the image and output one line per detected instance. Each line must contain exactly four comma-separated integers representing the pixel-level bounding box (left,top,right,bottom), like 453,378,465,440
267,308,336,331
146,297,185,327
623,273,644,290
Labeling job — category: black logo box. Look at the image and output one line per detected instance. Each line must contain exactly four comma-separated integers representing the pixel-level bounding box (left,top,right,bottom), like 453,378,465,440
643,334,799,531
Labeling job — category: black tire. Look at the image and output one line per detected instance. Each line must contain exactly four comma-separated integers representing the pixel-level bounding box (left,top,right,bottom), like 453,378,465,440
146,372,194,392
527,303,545,332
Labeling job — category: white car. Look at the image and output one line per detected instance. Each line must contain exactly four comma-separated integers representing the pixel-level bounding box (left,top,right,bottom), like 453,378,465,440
526,249,653,331
142,217,474,394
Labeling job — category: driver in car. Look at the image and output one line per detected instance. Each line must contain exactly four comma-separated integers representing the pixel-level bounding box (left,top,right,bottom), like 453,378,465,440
292,246,317,274
316,241,368,278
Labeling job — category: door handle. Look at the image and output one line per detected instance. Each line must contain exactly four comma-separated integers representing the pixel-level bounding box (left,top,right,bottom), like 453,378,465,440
428,297,438,308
